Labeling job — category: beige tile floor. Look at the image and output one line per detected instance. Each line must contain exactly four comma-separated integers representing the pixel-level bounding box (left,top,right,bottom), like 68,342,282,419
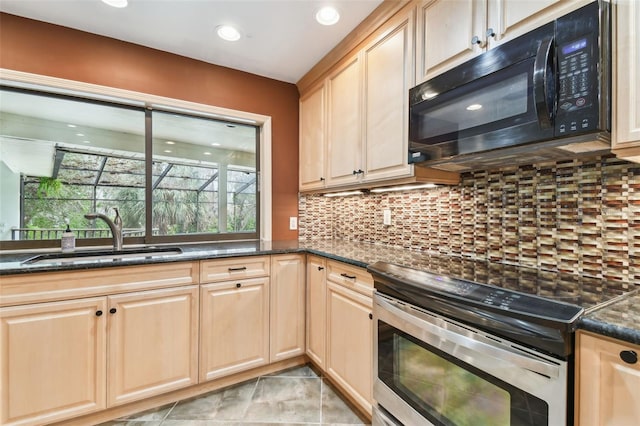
99,365,370,426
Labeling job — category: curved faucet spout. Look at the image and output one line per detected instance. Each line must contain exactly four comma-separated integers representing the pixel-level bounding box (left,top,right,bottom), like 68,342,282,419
84,208,123,251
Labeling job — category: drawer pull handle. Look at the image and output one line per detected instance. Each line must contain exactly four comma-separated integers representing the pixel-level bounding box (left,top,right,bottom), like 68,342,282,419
95,310,103,317
228,266,247,272
620,350,638,364
109,308,117,314
340,273,356,279
236,283,242,288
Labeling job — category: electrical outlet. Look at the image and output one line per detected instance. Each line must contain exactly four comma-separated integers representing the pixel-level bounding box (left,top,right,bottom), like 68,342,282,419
289,216,298,230
383,209,391,226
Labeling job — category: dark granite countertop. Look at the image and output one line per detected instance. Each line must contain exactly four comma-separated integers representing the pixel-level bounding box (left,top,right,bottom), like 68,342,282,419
578,289,640,345
2,239,638,344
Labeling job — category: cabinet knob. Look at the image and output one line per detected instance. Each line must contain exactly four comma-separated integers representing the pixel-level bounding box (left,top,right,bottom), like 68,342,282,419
369,313,373,320
95,310,103,317
318,266,325,271
486,28,496,38
320,177,325,181
109,308,117,314
236,283,242,288
620,350,638,364
471,35,485,47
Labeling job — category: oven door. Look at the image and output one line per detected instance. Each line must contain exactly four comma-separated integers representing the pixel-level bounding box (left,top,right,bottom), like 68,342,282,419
373,294,569,426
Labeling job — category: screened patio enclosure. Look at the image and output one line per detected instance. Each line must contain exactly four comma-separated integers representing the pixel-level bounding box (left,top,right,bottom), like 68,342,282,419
16,145,257,241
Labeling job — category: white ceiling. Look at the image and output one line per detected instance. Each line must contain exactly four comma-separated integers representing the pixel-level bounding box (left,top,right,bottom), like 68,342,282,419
0,0,384,84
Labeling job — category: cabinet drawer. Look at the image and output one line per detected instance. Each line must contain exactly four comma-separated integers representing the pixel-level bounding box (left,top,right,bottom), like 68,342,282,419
326,260,373,296
200,256,270,283
0,262,199,307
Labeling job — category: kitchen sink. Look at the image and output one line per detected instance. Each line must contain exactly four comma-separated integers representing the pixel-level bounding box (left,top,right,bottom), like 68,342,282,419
22,247,184,265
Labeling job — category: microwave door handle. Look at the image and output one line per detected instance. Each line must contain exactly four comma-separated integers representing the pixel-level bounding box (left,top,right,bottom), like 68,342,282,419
533,37,554,129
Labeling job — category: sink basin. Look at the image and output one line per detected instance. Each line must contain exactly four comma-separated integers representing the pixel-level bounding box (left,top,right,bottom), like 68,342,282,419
22,247,183,265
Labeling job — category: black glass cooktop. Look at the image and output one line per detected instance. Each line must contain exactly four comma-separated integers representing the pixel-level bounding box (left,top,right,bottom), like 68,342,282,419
367,259,630,359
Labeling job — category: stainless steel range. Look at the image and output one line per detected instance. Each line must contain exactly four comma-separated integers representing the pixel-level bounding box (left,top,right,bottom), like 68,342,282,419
367,261,606,426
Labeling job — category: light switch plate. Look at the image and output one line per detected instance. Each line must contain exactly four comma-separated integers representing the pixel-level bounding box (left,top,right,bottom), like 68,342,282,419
289,216,298,230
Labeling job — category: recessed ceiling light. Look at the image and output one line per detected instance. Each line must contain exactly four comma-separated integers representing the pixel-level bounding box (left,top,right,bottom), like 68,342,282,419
316,6,340,26
217,25,241,41
76,133,84,137
165,141,175,145
466,104,483,111
204,152,212,156
163,149,172,153
211,143,221,146
67,124,77,128
101,0,128,8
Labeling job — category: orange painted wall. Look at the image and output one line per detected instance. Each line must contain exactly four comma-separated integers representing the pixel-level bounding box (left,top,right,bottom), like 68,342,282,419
0,13,300,240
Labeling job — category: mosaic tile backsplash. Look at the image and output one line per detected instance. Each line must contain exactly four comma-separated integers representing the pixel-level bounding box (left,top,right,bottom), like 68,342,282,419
299,155,640,285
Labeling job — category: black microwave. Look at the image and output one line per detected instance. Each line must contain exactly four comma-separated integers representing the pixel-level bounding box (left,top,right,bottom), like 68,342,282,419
408,1,611,168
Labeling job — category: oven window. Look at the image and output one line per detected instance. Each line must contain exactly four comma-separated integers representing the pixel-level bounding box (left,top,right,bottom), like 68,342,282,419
378,321,549,425
396,335,510,425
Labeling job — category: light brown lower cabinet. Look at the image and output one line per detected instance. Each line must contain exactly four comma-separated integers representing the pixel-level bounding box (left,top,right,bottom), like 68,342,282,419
199,277,270,381
1,297,107,426
306,255,327,368
0,285,199,426
326,280,373,415
270,254,306,362
107,286,199,406
575,330,640,426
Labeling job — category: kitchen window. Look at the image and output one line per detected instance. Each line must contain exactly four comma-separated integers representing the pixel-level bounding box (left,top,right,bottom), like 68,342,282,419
0,86,259,248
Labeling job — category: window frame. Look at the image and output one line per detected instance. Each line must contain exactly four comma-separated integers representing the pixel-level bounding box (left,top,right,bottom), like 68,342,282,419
0,72,271,250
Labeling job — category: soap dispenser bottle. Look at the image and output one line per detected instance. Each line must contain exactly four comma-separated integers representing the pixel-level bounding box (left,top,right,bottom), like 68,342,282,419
61,221,76,253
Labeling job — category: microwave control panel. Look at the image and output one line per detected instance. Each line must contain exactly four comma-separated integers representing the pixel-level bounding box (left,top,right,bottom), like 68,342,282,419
556,34,598,135
554,0,606,136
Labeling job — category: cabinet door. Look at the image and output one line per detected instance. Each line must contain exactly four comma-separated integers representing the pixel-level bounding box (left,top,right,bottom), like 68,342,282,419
270,254,306,361
486,0,592,49
363,10,414,182
576,332,640,426
416,0,487,82
200,278,270,381
613,0,640,150
1,298,107,426
300,83,327,191
326,281,373,415
306,255,327,368
107,286,198,406
327,54,363,187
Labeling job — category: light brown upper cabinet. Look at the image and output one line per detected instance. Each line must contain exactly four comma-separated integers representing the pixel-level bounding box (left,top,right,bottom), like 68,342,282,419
327,53,364,188
612,0,640,160
416,0,594,83
299,6,459,193
299,83,327,191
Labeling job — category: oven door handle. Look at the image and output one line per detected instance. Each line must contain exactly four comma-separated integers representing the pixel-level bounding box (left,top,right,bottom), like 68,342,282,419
377,296,561,379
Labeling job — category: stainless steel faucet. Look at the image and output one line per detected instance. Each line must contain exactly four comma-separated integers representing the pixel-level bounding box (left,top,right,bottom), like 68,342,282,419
84,207,123,251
